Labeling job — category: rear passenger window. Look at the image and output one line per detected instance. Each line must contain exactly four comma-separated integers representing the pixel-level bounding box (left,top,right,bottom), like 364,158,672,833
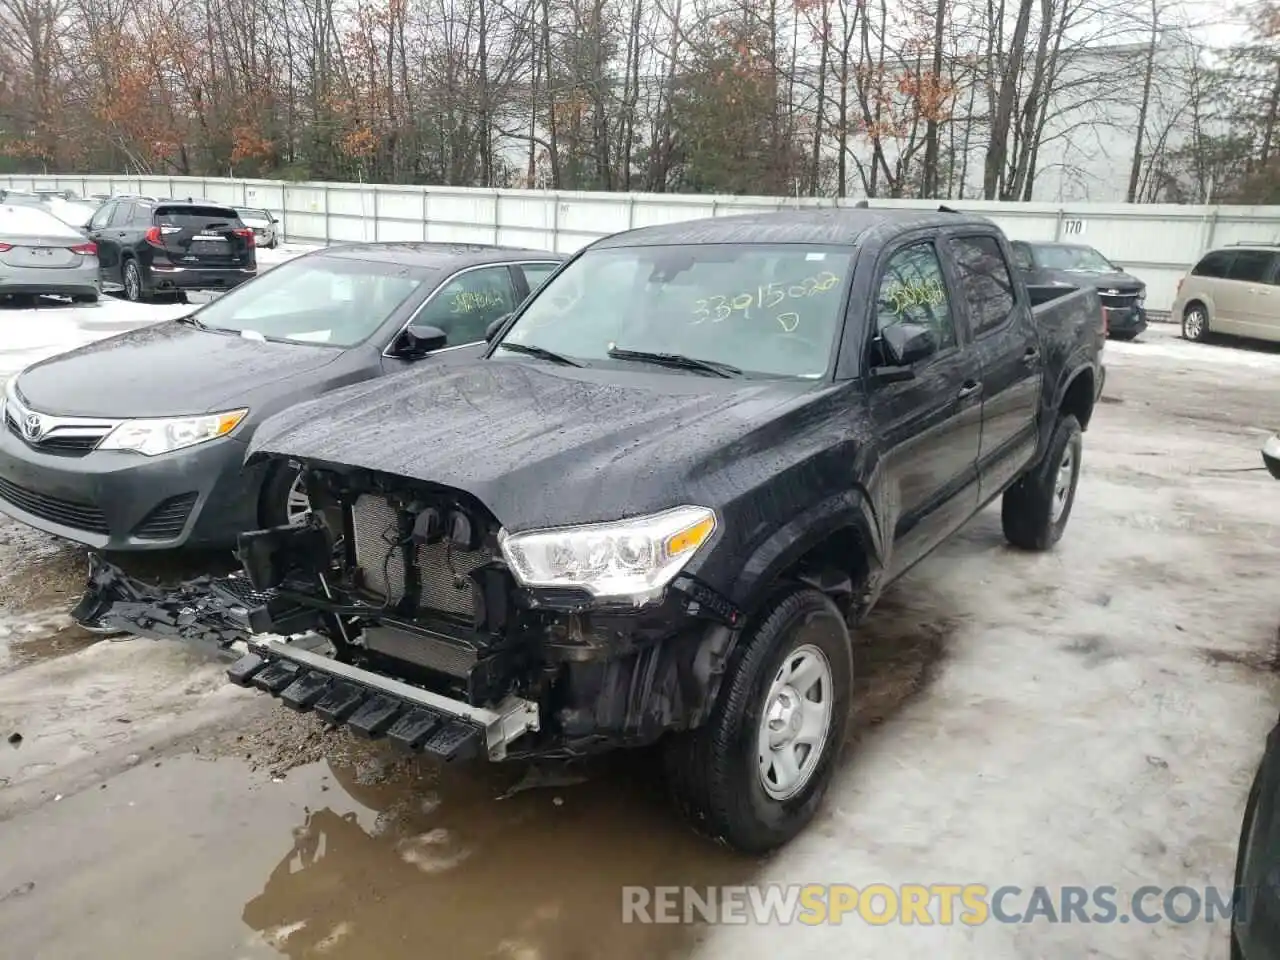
88,203,114,230
1226,249,1276,283
1192,251,1233,278
875,242,956,353
950,235,1016,336
108,202,134,227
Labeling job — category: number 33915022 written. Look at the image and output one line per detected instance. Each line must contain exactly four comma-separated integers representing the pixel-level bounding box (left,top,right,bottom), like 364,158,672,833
691,272,842,327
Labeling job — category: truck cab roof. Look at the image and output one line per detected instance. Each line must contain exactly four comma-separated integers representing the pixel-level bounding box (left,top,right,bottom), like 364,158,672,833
594,207,997,250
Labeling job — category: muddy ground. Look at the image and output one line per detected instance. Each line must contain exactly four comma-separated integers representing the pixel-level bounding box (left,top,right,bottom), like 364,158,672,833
0,324,1278,959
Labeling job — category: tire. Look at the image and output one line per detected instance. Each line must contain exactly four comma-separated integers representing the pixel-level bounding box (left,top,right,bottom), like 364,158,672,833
1232,762,1264,959
122,259,146,302
1002,414,1083,551
1182,303,1210,342
664,587,853,854
259,463,311,528
72,293,99,304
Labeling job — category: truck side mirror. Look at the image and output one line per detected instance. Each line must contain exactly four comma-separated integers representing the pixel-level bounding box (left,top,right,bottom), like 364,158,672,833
485,314,512,342
882,322,937,368
396,323,447,357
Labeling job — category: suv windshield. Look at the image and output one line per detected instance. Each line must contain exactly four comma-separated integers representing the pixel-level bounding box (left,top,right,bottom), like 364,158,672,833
189,255,431,346
236,208,269,221
1031,244,1115,272
492,244,853,378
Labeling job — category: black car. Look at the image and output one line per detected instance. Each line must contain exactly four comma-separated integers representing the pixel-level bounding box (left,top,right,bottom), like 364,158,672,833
1011,240,1148,340
78,208,1104,851
1233,435,1280,960
83,199,257,301
0,243,563,550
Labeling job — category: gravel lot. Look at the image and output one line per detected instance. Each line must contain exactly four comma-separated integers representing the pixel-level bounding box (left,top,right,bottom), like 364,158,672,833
0,321,1276,960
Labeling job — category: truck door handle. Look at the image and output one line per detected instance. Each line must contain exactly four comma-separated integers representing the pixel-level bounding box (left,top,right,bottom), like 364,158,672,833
957,380,982,399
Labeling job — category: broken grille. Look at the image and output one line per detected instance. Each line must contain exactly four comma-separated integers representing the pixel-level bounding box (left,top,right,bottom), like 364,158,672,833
350,494,492,617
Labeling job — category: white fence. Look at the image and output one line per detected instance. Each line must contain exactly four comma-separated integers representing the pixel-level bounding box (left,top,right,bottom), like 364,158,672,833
8,173,1280,311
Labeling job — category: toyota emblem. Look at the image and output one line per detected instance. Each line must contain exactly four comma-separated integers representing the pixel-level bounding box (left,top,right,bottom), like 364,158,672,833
21,413,43,441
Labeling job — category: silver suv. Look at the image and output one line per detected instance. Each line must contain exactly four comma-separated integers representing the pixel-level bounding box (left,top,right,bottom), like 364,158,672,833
1172,242,1280,343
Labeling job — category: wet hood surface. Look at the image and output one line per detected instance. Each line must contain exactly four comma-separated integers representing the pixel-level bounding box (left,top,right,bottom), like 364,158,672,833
249,359,834,530
16,321,343,418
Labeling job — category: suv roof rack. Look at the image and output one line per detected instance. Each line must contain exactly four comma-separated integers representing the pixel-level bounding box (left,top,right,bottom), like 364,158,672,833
1225,240,1280,247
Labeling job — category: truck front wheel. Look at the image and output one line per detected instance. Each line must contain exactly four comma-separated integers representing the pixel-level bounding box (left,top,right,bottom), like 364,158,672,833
664,587,853,854
1001,414,1083,550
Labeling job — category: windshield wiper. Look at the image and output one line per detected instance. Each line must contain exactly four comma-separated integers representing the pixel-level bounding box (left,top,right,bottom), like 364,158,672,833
606,347,742,378
495,341,584,367
176,315,242,335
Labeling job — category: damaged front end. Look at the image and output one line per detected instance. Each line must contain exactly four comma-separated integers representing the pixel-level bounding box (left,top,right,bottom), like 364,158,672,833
72,463,744,764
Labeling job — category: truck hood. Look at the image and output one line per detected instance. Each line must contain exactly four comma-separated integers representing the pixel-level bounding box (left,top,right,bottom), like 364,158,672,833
15,321,344,418
248,360,836,531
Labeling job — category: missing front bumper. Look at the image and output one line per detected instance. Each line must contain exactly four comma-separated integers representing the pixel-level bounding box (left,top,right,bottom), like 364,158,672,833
231,638,540,761
70,555,540,761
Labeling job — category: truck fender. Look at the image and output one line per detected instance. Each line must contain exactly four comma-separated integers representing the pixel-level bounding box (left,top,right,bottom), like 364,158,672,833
1039,353,1098,456
727,488,884,620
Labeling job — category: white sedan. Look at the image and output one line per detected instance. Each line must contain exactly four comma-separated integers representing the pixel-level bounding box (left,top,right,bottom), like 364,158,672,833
234,207,280,248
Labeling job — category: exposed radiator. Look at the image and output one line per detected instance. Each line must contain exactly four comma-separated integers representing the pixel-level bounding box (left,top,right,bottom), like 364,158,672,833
350,494,492,617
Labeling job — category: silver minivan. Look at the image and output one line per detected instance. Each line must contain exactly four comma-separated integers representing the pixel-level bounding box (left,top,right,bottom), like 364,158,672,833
1172,242,1280,343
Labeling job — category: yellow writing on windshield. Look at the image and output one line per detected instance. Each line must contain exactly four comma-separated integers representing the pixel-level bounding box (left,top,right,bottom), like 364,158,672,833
885,278,945,315
452,290,506,314
691,272,843,327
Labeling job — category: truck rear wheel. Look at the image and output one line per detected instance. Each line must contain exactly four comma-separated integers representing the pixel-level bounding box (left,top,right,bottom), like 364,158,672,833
664,587,852,854
1001,414,1082,551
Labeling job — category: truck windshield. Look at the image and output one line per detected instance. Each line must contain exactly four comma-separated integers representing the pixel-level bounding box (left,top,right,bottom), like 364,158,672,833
1031,244,1115,272
492,244,853,378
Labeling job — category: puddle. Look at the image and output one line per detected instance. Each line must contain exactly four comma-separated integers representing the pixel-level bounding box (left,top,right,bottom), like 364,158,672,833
240,752,753,959
0,749,755,960
0,518,96,671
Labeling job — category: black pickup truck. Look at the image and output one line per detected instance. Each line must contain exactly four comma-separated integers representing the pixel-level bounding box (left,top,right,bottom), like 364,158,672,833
75,208,1105,852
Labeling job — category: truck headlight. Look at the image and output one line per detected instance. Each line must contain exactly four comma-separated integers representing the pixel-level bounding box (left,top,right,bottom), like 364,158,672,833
99,409,247,456
498,505,717,600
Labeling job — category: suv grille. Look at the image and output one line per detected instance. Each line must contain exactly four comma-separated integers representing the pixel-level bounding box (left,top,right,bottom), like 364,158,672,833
1098,291,1141,310
351,495,491,617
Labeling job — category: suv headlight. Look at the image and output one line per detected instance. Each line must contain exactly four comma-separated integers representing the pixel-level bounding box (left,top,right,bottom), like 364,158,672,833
498,505,717,601
99,409,247,456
